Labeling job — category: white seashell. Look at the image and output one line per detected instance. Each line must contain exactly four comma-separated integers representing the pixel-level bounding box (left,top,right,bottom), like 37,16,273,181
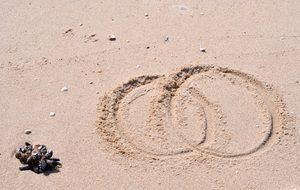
200,48,206,52
49,112,56,117
61,87,68,92
24,129,31,134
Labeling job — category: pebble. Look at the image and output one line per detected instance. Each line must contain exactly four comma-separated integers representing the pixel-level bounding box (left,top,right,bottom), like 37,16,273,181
136,65,141,68
108,34,116,41
164,36,169,42
61,87,68,92
24,129,31,134
89,81,94,84
200,47,206,52
49,112,55,117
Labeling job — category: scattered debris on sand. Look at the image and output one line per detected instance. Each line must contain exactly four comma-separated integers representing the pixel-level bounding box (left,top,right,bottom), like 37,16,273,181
164,36,169,42
49,112,56,117
63,29,72,34
61,86,68,92
15,142,62,174
108,34,116,41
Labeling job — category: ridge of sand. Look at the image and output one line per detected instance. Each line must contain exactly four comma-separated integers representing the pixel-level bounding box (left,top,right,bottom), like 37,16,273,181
97,65,292,165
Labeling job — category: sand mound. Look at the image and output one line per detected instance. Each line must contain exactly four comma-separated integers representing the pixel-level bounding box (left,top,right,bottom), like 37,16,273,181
97,65,288,162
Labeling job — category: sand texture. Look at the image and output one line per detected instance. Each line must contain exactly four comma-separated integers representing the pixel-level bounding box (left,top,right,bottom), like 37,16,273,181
0,0,299,189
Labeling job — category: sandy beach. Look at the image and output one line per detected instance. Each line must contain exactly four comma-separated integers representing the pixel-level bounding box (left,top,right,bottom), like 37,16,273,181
0,0,299,189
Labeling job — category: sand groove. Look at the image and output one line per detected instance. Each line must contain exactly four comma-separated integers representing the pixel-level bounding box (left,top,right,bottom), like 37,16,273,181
97,65,288,160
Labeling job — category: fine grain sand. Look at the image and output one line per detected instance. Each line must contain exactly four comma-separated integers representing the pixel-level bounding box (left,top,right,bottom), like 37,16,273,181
0,0,300,189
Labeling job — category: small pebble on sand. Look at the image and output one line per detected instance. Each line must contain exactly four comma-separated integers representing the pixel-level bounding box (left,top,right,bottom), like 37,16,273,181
200,48,206,52
145,13,149,17
61,87,68,92
108,34,116,41
49,112,55,117
24,129,31,134
89,81,94,84
136,65,141,68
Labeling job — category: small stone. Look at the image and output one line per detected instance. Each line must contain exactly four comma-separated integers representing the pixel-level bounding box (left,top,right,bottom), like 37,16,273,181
64,29,72,34
136,65,141,68
164,36,169,42
97,69,102,73
200,48,206,52
89,81,93,84
49,112,55,117
255,125,259,128
145,13,149,18
24,129,31,134
200,12,204,15
126,40,130,43
108,34,116,41
61,87,68,92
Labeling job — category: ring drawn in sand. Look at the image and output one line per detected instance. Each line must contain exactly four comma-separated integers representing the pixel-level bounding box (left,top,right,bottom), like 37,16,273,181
97,65,288,160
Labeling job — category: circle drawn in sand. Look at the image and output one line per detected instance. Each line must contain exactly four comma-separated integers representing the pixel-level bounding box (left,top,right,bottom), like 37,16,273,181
97,65,288,160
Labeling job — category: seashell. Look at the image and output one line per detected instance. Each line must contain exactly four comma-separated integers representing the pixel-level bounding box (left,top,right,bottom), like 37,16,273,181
19,164,31,171
108,34,116,41
61,87,68,92
49,112,56,117
39,160,48,171
200,47,206,52
45,150,53,159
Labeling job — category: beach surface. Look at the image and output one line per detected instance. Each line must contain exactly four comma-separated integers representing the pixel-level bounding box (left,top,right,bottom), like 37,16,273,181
0,0,299,189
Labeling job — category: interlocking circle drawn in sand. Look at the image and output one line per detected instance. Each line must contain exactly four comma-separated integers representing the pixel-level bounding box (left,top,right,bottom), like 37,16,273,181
97,65,288,159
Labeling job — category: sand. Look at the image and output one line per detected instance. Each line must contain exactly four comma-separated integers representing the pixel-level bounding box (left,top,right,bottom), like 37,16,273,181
0,0,299,189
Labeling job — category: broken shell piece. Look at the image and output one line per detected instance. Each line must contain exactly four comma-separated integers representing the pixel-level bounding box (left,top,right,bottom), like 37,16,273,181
45,150,53,159
108,34,116,41
49,112,55,117
200,48,206,52
19,164,31,171
39,160,48,171
61,87,68,92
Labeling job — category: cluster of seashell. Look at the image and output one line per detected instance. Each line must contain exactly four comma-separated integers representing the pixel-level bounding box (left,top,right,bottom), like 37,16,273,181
15,142,61,174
